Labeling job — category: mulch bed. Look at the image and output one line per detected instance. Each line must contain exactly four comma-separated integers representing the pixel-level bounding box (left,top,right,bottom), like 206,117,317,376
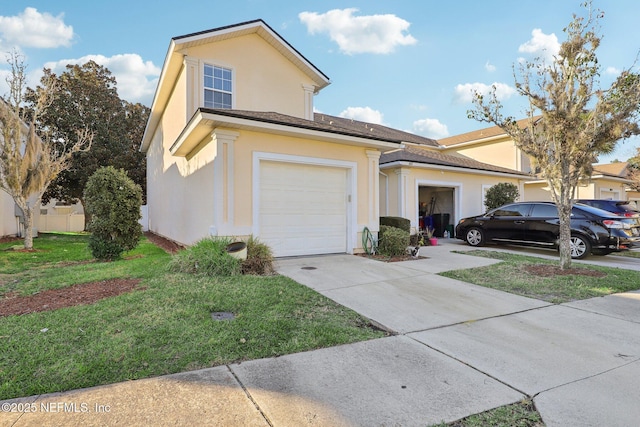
524,264,607,277
144,231,185,254
0,232,182,318
356,253,428,262
0,279,143,317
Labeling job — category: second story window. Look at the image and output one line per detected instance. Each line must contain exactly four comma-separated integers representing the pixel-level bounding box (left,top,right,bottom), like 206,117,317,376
204,64,232,109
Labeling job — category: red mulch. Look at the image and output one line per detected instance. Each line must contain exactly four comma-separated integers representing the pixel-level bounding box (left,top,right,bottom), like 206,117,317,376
0,235,22,244
0,278,143,317
356,253,428,262
144,231,185,254
0,232,184,318
524,264,607,277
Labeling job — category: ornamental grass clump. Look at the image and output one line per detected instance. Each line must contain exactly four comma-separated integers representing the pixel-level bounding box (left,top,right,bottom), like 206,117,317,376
241,235,275,275
167,236,242,276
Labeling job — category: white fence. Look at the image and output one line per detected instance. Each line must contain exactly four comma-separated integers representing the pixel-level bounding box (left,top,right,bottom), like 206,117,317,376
38,212,85,233
37,205,148,233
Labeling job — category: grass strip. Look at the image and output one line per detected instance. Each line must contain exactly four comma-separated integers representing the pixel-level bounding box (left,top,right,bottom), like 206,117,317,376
440,250,640,303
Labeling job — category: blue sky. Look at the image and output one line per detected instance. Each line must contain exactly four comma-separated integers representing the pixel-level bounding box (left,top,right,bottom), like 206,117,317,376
2,0,640,163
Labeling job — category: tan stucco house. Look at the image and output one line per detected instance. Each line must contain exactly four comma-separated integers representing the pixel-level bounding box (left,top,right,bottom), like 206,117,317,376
140,19,532,255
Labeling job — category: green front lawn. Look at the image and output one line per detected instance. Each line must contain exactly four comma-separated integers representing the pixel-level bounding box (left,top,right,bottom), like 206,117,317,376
441,250,640,303
0,233,386,400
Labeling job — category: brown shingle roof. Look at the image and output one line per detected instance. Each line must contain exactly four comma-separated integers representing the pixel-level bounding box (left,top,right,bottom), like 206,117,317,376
439,116,541,147
200,109,440,145
593,162,628,178
380,146,530,176
314,113,440,147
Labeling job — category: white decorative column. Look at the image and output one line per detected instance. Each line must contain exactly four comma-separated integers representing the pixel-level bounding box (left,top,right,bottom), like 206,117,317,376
302,84,315,120
396,168,410,218
211,128,239,236
184,56,200,120
366,150,381,229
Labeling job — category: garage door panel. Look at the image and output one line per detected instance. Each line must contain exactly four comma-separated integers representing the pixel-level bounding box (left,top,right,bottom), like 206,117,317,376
259,161,348,257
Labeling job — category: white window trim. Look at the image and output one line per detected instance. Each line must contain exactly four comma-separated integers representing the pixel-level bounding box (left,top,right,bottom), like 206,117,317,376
200,60,236,110
252,152,357,254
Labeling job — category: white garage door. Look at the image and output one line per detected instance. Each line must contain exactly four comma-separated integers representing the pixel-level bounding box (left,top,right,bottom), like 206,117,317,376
259,161,348,257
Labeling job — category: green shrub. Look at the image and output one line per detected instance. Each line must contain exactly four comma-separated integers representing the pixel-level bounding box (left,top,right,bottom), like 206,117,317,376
377,225,409,257
241,235,275,275
167,236,242,276
485,182,520,211
84,166,143,260
380,216,411,233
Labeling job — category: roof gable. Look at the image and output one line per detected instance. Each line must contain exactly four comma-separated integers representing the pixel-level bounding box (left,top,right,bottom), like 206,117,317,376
439,116,541,147
141,19,330,152
173,20,330,89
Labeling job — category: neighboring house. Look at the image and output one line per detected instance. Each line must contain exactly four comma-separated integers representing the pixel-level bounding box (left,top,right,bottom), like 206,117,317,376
439,119,639,204
439,117,535,175
379,145,530,236
141,19,530,255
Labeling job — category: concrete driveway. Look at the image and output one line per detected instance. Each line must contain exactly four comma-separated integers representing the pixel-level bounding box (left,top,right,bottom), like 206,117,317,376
276,241,640,426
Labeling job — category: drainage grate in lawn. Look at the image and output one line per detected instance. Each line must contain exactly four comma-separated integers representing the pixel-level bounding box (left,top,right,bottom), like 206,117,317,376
211,312,235,321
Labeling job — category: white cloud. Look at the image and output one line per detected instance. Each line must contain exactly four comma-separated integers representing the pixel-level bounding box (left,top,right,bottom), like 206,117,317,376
412,118,449,139
485,61,496,72
43,54,161,104
299,8,417,55
0,7,74,49
454,82,516,104
518,28,560,63
339,106,384,124
605,66,621,76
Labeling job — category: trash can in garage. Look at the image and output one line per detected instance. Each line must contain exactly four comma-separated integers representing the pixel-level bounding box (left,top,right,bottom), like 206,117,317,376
432,213,450,237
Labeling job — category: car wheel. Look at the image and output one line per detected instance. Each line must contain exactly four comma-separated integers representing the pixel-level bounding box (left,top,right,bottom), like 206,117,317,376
569,235,591,259
465,228,485,247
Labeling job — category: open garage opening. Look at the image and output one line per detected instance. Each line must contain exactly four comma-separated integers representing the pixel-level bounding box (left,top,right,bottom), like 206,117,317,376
418,186,455,237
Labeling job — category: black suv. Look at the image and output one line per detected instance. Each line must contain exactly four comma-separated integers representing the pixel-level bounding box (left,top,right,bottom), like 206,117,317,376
455,201,640,259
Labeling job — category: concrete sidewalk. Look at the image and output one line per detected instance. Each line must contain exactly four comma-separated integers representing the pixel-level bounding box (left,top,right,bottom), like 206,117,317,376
2,240,639,426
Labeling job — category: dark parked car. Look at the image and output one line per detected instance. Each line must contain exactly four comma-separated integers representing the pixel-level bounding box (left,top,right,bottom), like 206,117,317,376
576,199,640,220
455,201,640,259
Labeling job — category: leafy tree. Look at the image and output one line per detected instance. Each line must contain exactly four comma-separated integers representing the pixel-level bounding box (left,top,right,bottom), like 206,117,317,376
485,183,520,210
468,2,640,269
26,61,149,228
0,51,91,249
84,166,142,260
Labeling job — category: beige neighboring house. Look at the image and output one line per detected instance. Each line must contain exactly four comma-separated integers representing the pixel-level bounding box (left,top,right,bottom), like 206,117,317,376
439,120,639,205
140,19,531,255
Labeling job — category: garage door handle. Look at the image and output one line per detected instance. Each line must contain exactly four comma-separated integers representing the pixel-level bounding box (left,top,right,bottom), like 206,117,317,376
514,220,525,224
